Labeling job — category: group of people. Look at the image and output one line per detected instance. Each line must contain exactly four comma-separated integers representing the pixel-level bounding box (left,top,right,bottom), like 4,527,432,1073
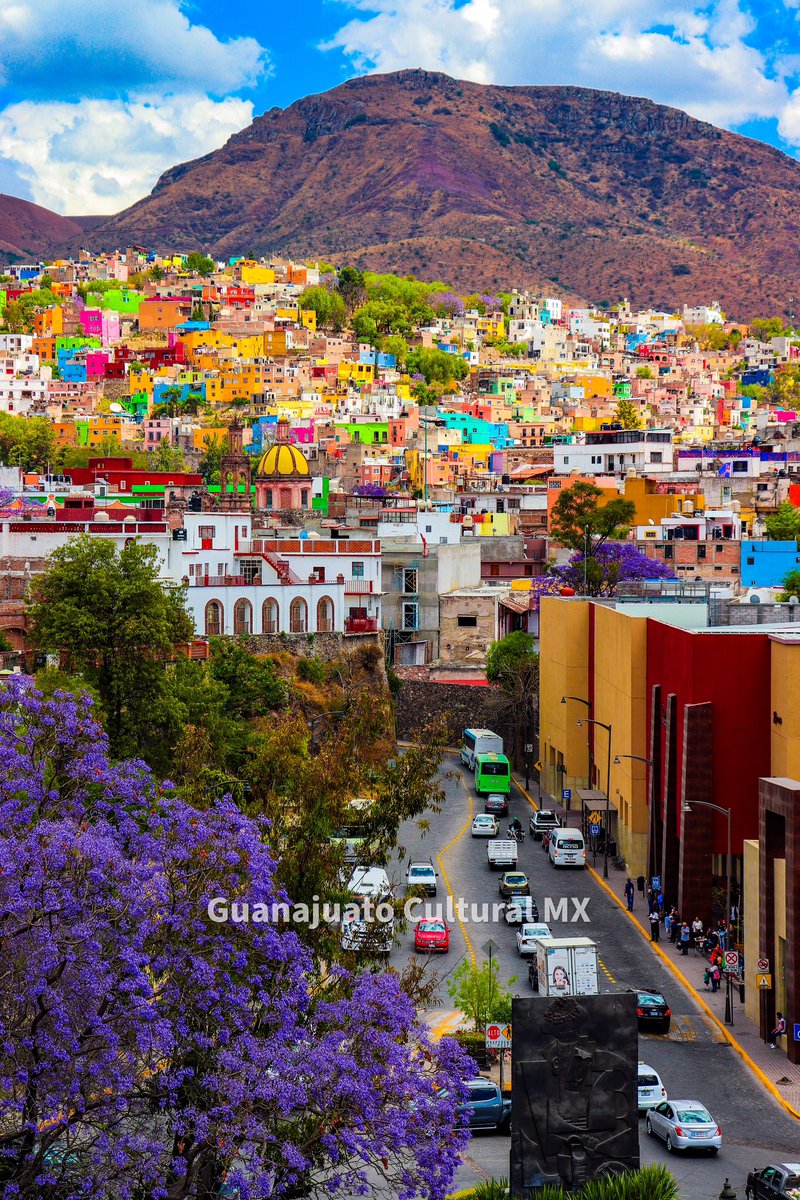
624,878,738,978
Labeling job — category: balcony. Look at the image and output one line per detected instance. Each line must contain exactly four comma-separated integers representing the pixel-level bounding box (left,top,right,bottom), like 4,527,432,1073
190,575,246,587
344,578,374,594
344,616,379,635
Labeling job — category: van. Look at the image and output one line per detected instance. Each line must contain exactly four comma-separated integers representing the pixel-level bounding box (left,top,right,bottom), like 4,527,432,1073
345,865,392,902
460,728,504,771
548,828,586,868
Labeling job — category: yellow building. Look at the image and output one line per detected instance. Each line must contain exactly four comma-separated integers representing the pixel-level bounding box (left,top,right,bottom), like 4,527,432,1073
574,373,613,399
338,361,375,385
239,263,276,285
477,315,506,339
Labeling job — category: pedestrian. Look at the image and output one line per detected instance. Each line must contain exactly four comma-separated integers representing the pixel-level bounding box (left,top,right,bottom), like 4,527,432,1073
645,885,653,910
669,909,680,943
691,915,704,947
769,1012,787,1049
680,922,691,956
657,890,665,915
624,877,634,911
711,964,721,993
703,967,711,990
649,910,660,942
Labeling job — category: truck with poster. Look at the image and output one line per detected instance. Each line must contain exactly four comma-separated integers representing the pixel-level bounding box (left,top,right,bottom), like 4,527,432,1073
535,936,599,997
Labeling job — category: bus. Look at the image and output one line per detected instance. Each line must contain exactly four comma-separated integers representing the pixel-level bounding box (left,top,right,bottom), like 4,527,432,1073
474,752,511,795
329,798,376,863
460,728,504,771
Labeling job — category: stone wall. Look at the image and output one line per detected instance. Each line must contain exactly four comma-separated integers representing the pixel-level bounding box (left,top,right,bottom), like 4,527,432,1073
394,666,521,751
243,630,383,661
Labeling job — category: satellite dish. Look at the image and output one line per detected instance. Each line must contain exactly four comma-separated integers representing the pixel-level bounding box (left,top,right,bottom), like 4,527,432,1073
109,402,123,413
790,596,799,606
648,518,655,526
749,593,761,604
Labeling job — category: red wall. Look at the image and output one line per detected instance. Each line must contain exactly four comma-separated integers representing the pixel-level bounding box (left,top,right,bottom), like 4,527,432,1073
645,621,772,854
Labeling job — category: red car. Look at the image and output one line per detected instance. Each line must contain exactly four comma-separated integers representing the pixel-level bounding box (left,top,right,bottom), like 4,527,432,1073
414,918,451,953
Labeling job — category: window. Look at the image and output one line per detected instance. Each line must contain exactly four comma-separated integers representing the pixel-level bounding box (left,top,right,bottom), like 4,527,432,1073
262,597,278,634
352,561,365,578
198,525,215,539
697,545,707,560
457,615,478,627
241,559,261,584
402,600,419,631
715,544,724,553
316,595,334,632
233,598,252,635
403,567,418,594
732,461,748,473
649,452,662,464
311,566,325,582
425,525,432,533
664,546,674,560
205,600,223,637
746,556,755,566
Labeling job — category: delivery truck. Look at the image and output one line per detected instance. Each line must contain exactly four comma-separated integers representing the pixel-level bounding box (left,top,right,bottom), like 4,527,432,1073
535,936,599,997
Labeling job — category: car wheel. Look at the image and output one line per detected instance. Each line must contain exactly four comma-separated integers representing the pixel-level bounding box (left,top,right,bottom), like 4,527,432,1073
645,1117,653,1137
708,1149,718,1157
665,1135,675,1154
661,1021,671,1034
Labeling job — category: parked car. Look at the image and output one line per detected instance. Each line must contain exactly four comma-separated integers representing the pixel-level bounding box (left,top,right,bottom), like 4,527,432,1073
638,1062,668,1112
484,793,509,817
529,809,560,839
499,871,530,898
516,922,552,957
503,897,539,925
747,1164,800,1200
414,917,450,953
472,814,500,838
459,1079,511,1133
406,860,437,896
645,1100,721,1154
636,989,671,1034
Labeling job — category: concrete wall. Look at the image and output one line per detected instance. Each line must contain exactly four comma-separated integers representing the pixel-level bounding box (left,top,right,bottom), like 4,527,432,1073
243,630,382,660
538,598,591,805
770,638,800,778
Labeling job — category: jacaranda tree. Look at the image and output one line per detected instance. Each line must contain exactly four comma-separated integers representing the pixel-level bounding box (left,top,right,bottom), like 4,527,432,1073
0,678,471,1199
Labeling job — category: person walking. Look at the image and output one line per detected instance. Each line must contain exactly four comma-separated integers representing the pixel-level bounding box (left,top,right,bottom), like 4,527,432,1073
657,890,665,915
710,963,721,993
679,922,691,955
624,877,635,911
649,909,660,942
769,1012,787,1049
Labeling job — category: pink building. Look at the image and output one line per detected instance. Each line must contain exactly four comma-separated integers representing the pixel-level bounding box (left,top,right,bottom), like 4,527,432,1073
79,309,121,344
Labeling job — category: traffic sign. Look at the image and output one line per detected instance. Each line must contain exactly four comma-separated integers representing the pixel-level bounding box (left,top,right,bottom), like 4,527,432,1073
756,973,772,990
482,938,500,960
724,951,739,971
589,822,601,837
757,957,770,973
794,1024,800,1043
485,1023,512,1049
588,810,601,825
562,788,572,801
525,743,534,754
534,760,543,772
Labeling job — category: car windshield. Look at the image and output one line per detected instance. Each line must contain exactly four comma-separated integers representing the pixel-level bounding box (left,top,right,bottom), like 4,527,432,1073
676,1108,712,1124
475,815,493,823
506,875,526,884
418,921,444,932
538,812,556,821
469,1086,497,1101
638,1074,660,1086
409,867,430,876
558,837,582,848
638,992,665,1005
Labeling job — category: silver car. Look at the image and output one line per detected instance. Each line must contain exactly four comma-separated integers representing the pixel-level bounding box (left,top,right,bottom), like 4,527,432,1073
645,1100,721,1154
516,922,552,956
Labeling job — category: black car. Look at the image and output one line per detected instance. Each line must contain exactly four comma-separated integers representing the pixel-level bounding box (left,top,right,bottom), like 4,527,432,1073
484,793,509,817
636,989,671,1034
747,1164,800,1200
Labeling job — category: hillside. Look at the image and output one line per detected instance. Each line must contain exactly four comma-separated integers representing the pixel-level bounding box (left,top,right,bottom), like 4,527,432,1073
89,70,800,317
0,193,86,260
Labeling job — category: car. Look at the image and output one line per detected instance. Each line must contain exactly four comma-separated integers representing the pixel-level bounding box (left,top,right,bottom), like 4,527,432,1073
499,871,530,898
746,1163,800,1200
645,1100,721,1154
503,897,540,925
637,1062,668,1113
516,922,552,956
472,814,500,838
484,793,509,817
529,809,560,839
340,913,394,954
406,861,438,896
636,989,672,1034
414,917,450,953
345,865,392,904
459,1079,511,1133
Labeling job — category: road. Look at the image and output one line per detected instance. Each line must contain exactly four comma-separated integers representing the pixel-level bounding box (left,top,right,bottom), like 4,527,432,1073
384,754,800,1196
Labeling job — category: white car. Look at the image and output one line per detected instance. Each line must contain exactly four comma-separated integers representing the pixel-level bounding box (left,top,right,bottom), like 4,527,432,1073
345,865,391,903
638,1063,668,1112
340,914,394,954
471,814,499,838
503,897,540,925
645,1100,721,1154
516,922,552,956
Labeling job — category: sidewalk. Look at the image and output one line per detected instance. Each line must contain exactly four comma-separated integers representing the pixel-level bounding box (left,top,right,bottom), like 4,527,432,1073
603,880,800,1120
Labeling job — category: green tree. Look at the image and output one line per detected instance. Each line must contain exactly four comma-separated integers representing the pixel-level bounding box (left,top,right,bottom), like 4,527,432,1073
486,630,537,687
199,432,228,484
148,264,164,282
185,251,215,276
337,265,367,313
406,346,468,385
157,385,184,417
635,365,653,379
39,273,53,290
750,316,787,342
298,284,346,331
614,398,640,429
778,569,800,601
446,957,517,1030
486,632,539,768
549,480,636,554
382,332,409,367
148,441,186,471
765,501,800,542
207,637,286,719
768,364,800,408
27,536,194,757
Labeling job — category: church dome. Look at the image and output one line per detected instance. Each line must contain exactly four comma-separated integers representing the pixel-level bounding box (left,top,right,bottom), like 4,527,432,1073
256,441,310,478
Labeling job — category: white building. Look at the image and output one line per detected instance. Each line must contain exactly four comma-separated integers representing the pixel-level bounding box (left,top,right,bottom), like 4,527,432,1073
683,301,724,326
554,430,675,476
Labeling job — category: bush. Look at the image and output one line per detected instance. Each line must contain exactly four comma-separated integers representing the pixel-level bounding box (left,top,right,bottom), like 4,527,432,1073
297,655,326,684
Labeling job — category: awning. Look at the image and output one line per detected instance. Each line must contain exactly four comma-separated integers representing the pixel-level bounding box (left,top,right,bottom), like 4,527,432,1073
577,789,612,811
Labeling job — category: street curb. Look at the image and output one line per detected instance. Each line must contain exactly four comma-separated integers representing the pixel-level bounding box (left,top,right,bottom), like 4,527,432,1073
512,776,539,811
437,773,476,964
587,863,800,1123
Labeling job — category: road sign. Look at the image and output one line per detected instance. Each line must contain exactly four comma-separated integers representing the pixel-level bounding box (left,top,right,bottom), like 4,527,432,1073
562,788,572,801
588,810,601,825
534,760,543,772
794,1024,800,1043
756,973,772,990
482,938,500,960
589,822,601,837
757,957,770,973
724,951,739,971
525,743,534,754
485,1023,512,1049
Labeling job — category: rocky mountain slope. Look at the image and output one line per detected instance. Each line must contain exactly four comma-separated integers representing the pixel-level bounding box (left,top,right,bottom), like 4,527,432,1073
85,71,800,316
0,193,86,260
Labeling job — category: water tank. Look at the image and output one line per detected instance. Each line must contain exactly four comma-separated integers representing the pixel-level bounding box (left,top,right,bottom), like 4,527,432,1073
94,511,110,523
730,500,741,512
682,500,695,516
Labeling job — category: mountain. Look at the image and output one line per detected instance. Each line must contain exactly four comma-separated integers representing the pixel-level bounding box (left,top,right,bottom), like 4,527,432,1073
0,193,86,260
90,71,800,317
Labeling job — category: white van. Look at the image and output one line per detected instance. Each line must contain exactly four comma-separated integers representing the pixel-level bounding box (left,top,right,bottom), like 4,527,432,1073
548,828,586,868
460,728,504,771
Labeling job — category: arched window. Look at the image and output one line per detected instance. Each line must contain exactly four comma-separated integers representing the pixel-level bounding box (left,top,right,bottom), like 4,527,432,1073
233,598,252,636
289,597,307,634
262,597,279,634
316,595,334,633
205,600,223,637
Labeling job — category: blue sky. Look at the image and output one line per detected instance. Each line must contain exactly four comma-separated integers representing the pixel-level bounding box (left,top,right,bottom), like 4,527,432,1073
0,0,798,214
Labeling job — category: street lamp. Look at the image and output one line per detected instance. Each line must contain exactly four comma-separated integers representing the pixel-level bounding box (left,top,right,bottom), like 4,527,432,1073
577,717,612,878
615,753,656,885
561,696,594,799
683,799,733,1024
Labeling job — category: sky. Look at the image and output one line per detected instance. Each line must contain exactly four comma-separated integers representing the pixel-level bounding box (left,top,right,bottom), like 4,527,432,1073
0,0,799,215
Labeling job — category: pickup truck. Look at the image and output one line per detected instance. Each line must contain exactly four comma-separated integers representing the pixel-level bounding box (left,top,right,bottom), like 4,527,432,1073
746,1164,800,1200
460,1079,512,1133
487,839,518,870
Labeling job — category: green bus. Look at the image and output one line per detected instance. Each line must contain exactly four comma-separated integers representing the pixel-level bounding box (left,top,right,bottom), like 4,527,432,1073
474,752,511,795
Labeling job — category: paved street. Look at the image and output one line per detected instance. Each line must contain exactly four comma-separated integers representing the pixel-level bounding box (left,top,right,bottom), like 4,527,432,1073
386,755,800,1197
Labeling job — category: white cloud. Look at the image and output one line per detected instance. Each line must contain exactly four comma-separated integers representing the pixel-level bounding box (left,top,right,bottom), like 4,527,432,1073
0,94,254,213
324,0,792,133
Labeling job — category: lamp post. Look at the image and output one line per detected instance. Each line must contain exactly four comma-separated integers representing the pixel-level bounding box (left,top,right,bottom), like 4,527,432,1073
577,717,612,878
683,799,733,1024
561,696,593,800
614,753,655,883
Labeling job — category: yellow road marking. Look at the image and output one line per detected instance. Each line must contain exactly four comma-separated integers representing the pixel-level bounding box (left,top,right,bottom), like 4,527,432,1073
598,956,616,983
427,1010,464,1041
436,773,475,964
512,775,539,811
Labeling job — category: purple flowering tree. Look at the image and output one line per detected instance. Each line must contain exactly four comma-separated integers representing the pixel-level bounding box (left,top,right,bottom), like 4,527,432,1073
0,679,471,1200
429,292,464,318
554,542,677,597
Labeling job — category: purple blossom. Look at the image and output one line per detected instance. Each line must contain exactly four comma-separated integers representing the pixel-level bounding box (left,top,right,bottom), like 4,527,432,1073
480,295,502,310
429,291,464,317
0,678,472,1199
553,542,677,596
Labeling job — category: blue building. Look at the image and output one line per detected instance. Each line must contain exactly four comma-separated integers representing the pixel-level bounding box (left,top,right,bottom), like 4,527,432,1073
358,350,396,369
740,540,800,588
742,368,773,388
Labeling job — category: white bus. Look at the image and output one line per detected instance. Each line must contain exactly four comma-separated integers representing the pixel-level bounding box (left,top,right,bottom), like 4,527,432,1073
460,728,504,771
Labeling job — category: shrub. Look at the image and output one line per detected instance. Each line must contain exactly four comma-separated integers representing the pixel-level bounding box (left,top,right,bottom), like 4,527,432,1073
297,655,326,684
